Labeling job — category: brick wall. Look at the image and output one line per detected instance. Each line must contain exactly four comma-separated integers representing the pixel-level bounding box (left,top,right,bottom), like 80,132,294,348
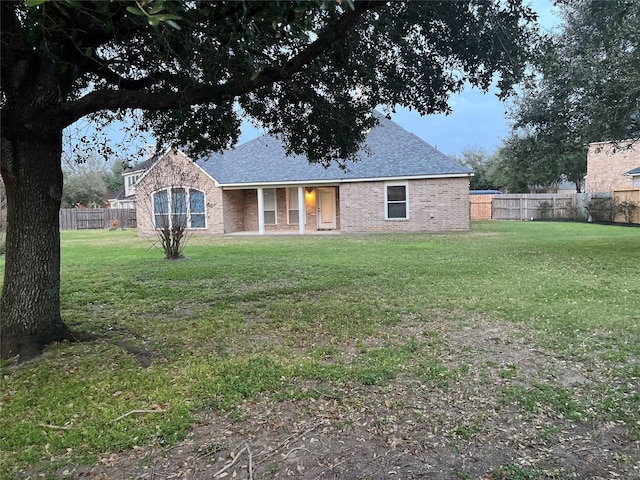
136,150,224,236
339,177,470,233
587,141,639,193
222,190,245,233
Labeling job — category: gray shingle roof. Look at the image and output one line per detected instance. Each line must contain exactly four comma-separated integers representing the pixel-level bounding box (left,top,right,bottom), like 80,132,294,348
196,113,471,185
127,157,158,174
625,166,640,176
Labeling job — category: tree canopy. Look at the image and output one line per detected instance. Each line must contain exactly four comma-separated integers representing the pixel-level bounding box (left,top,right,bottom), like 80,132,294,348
453,147,501,191
1,0,538,360
60,153,125,207
500,0,639,192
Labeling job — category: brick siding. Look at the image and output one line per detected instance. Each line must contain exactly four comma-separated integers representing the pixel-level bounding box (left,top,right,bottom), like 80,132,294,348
339,177,470,233
136,150,224,235
587,141,639,193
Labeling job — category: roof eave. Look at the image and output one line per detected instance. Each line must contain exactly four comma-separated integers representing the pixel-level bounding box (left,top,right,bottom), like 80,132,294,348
216,172,472,189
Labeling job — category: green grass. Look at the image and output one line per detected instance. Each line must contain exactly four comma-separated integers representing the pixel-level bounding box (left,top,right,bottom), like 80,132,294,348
1,221,639,478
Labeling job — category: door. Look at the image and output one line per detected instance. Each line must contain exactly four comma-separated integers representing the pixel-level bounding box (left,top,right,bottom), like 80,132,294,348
317,187,336,229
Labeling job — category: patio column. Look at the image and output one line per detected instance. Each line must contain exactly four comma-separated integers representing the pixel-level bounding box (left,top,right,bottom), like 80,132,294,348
257,187,265,235
298,186,305,235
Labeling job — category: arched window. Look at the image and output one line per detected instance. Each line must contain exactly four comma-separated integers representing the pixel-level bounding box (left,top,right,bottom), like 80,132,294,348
153,187,206,229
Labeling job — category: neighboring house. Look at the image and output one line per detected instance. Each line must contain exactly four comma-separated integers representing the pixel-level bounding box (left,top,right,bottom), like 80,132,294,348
135,115,473,235
108,157,156,209
586,140,640,192
624,166,640,187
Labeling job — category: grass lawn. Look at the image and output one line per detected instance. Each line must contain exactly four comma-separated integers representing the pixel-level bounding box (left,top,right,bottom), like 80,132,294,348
1,221,639,479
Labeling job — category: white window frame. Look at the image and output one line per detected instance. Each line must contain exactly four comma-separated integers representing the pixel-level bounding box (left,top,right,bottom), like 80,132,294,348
152,187,207,230
385,182,409,220
286,187,300,225
263,188,277,225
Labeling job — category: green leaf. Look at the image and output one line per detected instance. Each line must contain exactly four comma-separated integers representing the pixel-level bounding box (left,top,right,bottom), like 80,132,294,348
165,19,181,30
155,14,182,22
24,0,47,6
126,6,146,16
149,1,166,15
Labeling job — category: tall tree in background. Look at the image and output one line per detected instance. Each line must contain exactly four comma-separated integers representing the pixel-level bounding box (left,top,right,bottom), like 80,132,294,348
61,152,116,207
103,161,127,195
1,0,538,360
502,0,639,192
453,147,501,191
494,134,564,192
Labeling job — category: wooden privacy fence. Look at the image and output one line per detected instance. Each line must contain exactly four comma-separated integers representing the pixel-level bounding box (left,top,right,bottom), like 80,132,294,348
59,208,137,230
613,188,640,223
476,192,639,224
492,194,581,221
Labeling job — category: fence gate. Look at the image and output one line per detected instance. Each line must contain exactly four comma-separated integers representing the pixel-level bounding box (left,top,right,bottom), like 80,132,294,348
469,194,495,220
613,188,640,223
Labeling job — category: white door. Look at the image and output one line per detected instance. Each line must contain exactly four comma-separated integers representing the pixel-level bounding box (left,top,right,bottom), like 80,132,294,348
317,187,336,229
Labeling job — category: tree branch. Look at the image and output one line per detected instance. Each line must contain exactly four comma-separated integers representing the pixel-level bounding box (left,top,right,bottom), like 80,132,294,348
82,54,155,91
51,2,377,127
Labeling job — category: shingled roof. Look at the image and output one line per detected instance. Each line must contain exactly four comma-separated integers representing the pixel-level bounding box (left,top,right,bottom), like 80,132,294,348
196,113,471,186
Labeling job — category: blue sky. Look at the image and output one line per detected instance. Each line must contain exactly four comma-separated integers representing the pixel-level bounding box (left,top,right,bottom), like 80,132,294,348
78,1,560,163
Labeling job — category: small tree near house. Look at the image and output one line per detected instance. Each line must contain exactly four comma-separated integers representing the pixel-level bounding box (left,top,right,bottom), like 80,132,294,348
137,151,208,259
615,200,639,225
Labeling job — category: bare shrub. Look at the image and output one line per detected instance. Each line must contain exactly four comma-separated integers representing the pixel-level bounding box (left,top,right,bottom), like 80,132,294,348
109,218,121,230
136,152,205,259
536,200,553,220
614,200,638,224
586,196,614,222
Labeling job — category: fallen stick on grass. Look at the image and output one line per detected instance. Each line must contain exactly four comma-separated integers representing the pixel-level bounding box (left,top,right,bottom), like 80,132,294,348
110,409,165,423
37,423,74,431
213,444,248,478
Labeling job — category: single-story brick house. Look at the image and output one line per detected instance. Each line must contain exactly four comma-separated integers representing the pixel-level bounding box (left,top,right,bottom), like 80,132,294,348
586,140,640,192
135,115,473,235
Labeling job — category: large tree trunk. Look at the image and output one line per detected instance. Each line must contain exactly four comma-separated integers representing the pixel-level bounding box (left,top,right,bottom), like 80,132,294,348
0,130,73,361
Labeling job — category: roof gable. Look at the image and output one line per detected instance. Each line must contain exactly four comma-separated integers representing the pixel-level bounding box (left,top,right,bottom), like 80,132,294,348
197,113,471,185
125,156,158,175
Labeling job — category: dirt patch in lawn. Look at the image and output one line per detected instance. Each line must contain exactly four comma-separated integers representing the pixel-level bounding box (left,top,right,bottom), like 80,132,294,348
66,318,639,479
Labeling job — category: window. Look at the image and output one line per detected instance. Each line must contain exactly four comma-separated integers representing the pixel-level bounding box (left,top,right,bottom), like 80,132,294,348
171,187,187,228
385,183,408,219
263,188,276,224
287,188,299,224
153,190,169,228
127,173,142,188
189,190,206,228
153,187,206,229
